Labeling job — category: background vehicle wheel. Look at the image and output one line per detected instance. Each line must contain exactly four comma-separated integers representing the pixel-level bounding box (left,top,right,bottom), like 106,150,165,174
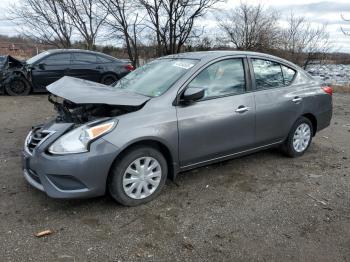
101,74,118,85
283,117,313,157
108,146,168,206
5,76,31,96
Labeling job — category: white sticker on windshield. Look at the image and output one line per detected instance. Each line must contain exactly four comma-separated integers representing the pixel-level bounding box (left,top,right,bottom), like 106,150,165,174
173,61,194,70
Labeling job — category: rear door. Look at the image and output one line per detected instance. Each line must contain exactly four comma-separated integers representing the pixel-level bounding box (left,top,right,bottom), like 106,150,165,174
69,53,101,82
31,53,71,89
248,57,303,146
177,57,256,167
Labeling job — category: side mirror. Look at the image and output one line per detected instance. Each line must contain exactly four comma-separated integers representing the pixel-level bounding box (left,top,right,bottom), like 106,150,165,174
38,63,45,70
182,87,205,102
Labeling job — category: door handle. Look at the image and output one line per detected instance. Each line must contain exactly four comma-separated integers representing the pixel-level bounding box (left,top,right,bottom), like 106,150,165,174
292,96,303,103
96,66,103,69
235,106,250,113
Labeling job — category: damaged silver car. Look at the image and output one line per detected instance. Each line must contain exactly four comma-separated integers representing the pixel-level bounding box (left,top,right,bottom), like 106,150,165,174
22,51,333,206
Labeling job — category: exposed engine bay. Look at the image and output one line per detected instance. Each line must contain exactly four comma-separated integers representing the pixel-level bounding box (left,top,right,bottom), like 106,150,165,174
48,94,140,124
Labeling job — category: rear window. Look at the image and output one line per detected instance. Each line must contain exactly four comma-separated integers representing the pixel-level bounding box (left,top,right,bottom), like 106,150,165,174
252,59,284,89
72,53,97,64
252,59,297,89
97,55,114,63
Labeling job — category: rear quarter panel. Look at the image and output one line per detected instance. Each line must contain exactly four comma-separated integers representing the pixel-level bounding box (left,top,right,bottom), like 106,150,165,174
301,83,333,132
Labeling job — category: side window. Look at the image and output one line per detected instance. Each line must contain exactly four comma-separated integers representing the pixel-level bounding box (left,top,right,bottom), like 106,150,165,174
188,59,246,99
281,65,296,85
41,53,71,65
97,55,113,63
72,53,97,64
252,59,284,89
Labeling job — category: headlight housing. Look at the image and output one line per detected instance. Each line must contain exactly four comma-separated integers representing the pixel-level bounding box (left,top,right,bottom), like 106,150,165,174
48,119,117,154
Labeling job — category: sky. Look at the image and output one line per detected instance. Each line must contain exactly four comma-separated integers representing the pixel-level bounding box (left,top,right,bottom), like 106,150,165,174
221,0,350,52
0,0,349,52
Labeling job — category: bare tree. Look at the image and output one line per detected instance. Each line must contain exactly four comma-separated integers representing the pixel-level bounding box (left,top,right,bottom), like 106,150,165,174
341,14,349,36
281,13,330,68
188,35,213,51
139,0,221,56
218,3,279,51
7,0,73,48
63,0,109,50
100,0,144,66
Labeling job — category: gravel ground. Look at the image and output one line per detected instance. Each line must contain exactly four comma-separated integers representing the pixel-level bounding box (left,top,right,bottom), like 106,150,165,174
0,94,349,262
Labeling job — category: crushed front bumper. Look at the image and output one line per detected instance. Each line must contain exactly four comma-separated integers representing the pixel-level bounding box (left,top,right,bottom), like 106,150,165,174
22,122,120,199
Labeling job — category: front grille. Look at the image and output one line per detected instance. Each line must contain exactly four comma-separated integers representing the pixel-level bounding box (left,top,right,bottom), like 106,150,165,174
26,126,50,154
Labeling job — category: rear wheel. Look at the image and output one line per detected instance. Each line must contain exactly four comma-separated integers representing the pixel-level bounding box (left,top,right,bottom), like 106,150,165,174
101,74,118,85
108,146,167,206
283,117,313,157
5,76,31,96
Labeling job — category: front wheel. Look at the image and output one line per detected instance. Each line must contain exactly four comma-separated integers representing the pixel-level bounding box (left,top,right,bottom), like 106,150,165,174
108,146,168,206
5,76,31,96
283,117,313,157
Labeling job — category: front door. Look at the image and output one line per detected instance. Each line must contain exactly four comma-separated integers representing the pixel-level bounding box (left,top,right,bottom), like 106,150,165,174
176,58,256,167
31,53,71,89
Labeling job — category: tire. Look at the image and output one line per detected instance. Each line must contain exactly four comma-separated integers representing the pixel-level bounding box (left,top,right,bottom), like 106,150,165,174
108,146,168,206
5,76,31,96
101,74,118,85
283,117,313,157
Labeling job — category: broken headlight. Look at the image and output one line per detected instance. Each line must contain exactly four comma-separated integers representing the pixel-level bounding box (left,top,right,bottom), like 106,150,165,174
48,119,117,154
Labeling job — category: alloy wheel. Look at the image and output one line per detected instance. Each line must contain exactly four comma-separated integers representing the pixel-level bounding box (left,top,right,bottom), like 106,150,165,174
10,80,26,94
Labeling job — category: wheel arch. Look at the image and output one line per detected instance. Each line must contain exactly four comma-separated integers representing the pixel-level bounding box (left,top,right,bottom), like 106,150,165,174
107,138,177,190
9,70,30,82
302,113,317,136
100,72,119,83
4,71,32,95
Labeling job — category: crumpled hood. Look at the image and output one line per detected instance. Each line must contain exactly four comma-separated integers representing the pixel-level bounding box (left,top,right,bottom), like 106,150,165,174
0,55,24,69
47,76,150,106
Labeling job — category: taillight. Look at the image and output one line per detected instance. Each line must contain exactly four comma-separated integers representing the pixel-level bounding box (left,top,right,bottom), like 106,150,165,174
125,64,134,71
322,86,333,96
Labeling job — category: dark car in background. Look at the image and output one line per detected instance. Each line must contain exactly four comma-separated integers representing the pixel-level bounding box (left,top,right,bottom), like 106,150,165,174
0,49,134,96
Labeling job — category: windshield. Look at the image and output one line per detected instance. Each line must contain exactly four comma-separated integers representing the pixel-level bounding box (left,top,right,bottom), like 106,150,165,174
113,58,198,97
26,51,50,65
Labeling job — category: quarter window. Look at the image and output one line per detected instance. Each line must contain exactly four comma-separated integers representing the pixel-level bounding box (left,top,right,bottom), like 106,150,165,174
41,53,71,65
252,59,284,89
188,59,246,99
281,65,296,85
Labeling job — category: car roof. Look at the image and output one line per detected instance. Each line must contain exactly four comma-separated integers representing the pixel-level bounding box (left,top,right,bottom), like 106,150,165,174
164,50,298,68
45,49,121,62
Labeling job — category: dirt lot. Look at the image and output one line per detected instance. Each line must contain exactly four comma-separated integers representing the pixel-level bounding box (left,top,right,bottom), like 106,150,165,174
0,94,349,262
